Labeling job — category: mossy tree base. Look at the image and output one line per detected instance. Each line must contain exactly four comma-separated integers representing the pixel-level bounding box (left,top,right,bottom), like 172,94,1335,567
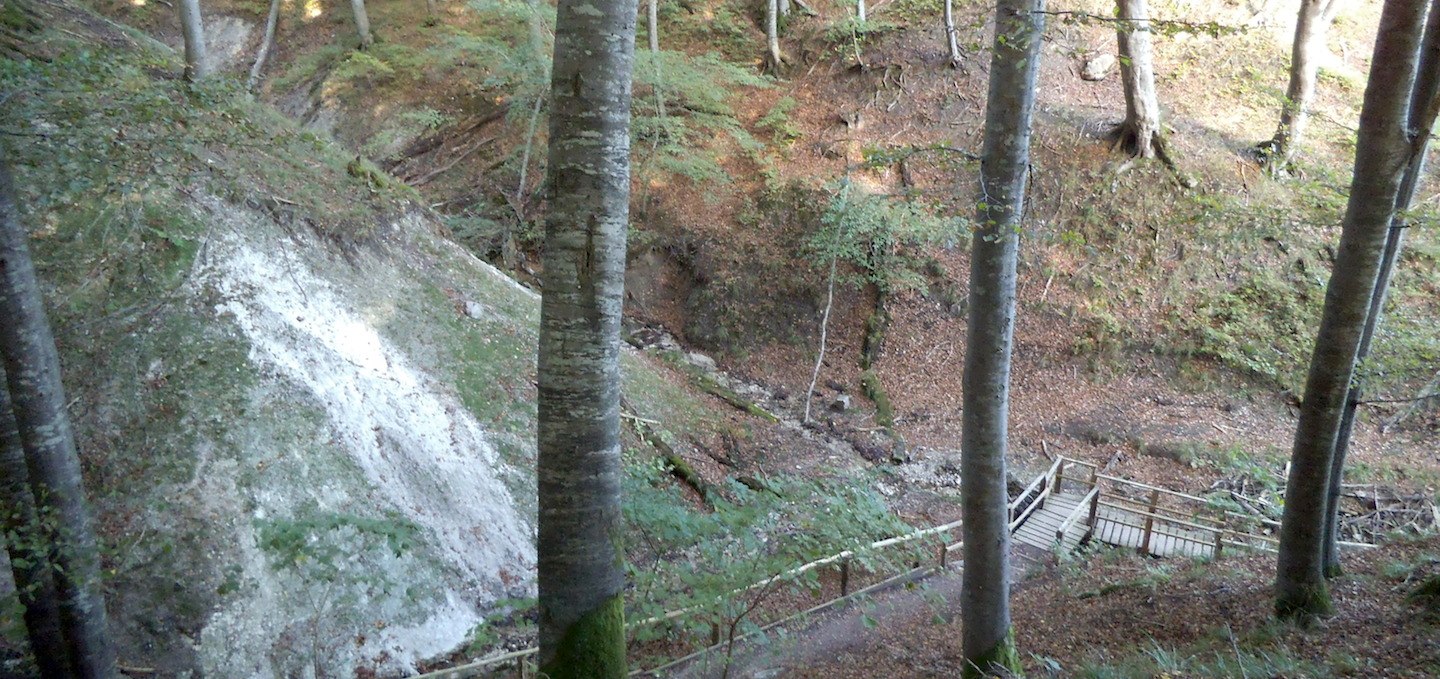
540,594,626,679
964,627,1023,678
1275,581,1334,625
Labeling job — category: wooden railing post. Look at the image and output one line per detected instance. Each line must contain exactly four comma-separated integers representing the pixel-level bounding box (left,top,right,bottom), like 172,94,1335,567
940,542,948,569
840,559,851,597
1213,530,1224,559
1140,489,1159,555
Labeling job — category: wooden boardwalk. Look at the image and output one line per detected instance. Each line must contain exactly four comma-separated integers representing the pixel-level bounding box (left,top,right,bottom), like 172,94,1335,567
1009,457,1277,559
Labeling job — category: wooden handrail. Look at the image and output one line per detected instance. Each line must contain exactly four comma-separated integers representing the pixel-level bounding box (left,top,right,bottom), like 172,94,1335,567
1095,473,1210,505
1056,485,1100,541
1010,456,1064,513
1009,484,1053,532
1096,499,1224,536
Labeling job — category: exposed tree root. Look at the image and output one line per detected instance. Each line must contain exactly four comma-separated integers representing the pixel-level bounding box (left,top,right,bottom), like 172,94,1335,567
1109,121,1195,188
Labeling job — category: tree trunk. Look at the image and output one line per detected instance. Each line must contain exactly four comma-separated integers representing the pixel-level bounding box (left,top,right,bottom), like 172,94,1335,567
779,0,790,18
178,0,210,81
0,153,117,677
944,0,962,68
648,0,659,52
856,0,866,22
350,0,374,48
1114,0,1163,159
960,0,1044,673
1263,0,1343,170
0,376,72,679
247,0,282,91
766,0,783,69
535,0,637,672
1275,0,1429,623
1321,0,1440,576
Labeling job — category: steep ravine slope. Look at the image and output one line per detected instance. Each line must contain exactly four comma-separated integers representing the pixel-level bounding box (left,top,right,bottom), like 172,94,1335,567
0,4,724,674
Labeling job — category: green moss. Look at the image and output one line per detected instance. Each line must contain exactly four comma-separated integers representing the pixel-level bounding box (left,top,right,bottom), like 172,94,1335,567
860,369,894,428
1275,581,1334,623
964,627,1023,678
540,593,626,679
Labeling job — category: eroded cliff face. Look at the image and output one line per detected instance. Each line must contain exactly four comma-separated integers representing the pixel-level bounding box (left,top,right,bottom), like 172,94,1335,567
44,196,545,675
164,204,539,675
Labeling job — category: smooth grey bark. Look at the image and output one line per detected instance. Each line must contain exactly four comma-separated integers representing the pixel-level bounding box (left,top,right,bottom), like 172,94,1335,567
247,0,282,91
856,0,866,22
0,154,117,676
1264,0,1344,169
1114,0,1164,159
0,376,72,679
535,0,637,672
1275,0,1428,622
944,0,962,67
648,0,659,52
766,0,783,69
350,0,374,48
178,0,210,81
960,0,1044,673
1321,0,1440,575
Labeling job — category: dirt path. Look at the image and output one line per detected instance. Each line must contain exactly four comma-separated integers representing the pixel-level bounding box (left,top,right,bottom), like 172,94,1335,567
663,545,1051,679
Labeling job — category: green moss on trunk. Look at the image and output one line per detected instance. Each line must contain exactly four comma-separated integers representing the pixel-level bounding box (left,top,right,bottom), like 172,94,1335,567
1275,581,1333,623
964,627,1022,678
540,594,626,679
860,369,893,428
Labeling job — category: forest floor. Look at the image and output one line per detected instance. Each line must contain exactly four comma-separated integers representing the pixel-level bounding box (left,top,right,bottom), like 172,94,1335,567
73,0,1440,672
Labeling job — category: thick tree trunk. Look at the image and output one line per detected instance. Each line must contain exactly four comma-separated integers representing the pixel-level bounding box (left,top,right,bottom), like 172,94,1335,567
0,377,72,679
1275,0,1428,623
247,0,281,91
0,154,117,676
960,0,1044,673
1264,0,1343,170
178,0,210,81
1321,1,1440,575
944,0,962,67
1114,0,1163,159
766,0,783,69
535,0,637,673
350,0,374,48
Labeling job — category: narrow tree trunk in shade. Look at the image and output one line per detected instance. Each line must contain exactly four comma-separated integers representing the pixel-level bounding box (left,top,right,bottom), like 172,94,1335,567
766,0,783,69
944,0,962,67
535,0,637,673
1275,0,1428,623
247,0,281,91
1264,0,1343,170
1114,0,1163,158
178,0,210,81
960,0,1043,673
0,379,72,679
0,155,117,677
350,0,374,48
1321,3,1440,575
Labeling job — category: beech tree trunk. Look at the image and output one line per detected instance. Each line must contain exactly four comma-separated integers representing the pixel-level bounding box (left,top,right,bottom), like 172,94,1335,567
766,0,783,69
0,377,72,679
1321,1,1440,576
350,0,374,48
1114,0,1163,158
247,0,281,91
0,154,117,677
857,0,866,22
960,0,1044,673
1275,0,1429,623
1264,0,1344,170
178,0,210,81
535,0,637,673
648,0,659,52
944,0,962,67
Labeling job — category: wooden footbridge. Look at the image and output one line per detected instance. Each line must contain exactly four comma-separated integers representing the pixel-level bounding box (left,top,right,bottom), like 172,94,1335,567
1008,456,1280,558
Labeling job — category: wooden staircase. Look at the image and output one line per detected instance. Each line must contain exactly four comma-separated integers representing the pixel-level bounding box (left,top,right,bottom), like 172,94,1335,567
1008,456,1281,559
